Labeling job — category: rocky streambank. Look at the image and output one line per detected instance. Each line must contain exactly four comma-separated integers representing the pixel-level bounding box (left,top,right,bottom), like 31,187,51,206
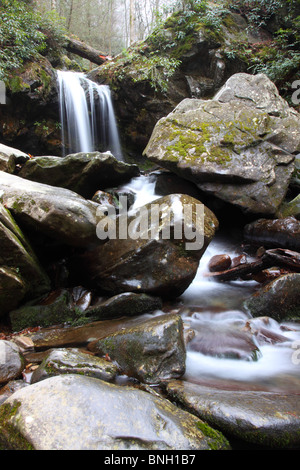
0,73,300,451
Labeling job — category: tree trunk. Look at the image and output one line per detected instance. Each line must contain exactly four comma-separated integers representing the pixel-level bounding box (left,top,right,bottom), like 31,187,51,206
130,0,135,44
65,36,109,65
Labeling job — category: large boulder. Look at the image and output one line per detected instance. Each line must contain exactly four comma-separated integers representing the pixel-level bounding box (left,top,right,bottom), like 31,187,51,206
72,193,219,298
244,216,300,251
0,202,50,315
166,380,300,449
244,273,300,322
0,340,25,385
0,171,102,247
18,151,140,199
143,73,298,216
89,313,186,384
0,374,230,450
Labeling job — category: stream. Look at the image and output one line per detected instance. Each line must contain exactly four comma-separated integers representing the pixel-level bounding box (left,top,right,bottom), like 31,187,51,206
121,173,300,394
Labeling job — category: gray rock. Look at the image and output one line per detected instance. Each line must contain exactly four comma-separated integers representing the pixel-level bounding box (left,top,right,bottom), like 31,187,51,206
0,374,230,450
30,348,118,384
291,153,300,188
0,144,29,173
0,171,103,247
0,380,28,406
0,203,50,315
90,313,186,384
244,273,300,322
74,194,219,298
0,341,25,385
166,380,300,449
187,322,261,361
19,151,140,199
143,73,297,215
244,216,300,251
87,292,162,319
276,194,300,220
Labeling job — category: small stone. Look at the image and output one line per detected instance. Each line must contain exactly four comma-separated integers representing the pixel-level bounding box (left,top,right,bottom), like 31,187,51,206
208,254,232,272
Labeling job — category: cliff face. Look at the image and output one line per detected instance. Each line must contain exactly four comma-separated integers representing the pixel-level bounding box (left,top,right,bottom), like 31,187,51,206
0,56,61,156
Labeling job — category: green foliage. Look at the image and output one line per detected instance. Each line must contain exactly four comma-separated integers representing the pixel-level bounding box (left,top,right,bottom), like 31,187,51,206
133,55,181,92
229,0,284,27
223,0,300,102
148,1,230,58
0,0,67,81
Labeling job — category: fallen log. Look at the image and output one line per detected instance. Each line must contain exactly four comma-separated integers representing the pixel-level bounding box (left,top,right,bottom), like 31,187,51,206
205,248,300,282
64,36,110,65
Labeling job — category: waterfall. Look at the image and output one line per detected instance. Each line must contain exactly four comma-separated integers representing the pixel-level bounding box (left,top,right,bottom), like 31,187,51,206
57,70,123,160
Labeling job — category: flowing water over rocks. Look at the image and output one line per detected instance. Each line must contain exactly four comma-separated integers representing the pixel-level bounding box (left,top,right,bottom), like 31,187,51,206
0,72,300,450
1,169,299,450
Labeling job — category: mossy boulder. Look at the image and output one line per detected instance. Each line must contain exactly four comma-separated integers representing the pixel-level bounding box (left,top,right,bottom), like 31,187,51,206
19,151,140,199
30,348,118,384
0,202,50,315
90,313,186,384
9,289,86,331
0,374,230,450
87,9,257,159
144,73,298,216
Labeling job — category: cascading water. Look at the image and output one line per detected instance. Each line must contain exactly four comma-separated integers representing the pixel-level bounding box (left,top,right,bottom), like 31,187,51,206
57,70,123,160
121,173,300,394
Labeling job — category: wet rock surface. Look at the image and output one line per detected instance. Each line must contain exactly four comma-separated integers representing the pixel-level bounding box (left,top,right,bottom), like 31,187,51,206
1,64,300,450
0,341,25,385
165,380,300,449
73,193,219,298
30,348,119,384
0,374,230,450
0,171,102,247
244,273,300,322
19,151,140,199
89,313,186,384
0,202,50,314
187,322,261,361
244,216,300,251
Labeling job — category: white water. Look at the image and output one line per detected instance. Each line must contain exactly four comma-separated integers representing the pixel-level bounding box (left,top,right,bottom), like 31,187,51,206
57,70,123,160
123,173,300,392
